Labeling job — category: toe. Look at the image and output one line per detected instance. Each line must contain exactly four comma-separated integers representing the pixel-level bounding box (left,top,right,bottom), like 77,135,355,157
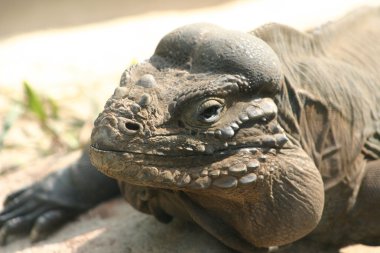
0,200,39,226
0,216,34,245
30,210,71,243
3,187,28,206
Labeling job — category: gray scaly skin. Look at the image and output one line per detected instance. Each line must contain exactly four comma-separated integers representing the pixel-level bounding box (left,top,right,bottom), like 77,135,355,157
1,7,380,252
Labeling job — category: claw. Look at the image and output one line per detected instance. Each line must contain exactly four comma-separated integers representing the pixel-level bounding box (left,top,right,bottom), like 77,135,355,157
0,216,36,245
30,210,68,243
30,228,41,243
0,225,8,245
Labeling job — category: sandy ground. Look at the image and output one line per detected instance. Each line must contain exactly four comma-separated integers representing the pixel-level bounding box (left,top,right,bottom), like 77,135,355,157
1,0,380,252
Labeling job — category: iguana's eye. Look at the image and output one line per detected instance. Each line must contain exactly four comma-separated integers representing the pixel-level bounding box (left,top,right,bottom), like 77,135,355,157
197,99,224,123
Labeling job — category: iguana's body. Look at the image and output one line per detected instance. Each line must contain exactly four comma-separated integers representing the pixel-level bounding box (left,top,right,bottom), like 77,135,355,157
1,7,380,252
253,8,380,244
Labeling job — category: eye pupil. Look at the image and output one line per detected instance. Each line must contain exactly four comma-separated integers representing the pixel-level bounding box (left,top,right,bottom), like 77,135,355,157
195,99,224,124
200,105,221,122
202,106,219,118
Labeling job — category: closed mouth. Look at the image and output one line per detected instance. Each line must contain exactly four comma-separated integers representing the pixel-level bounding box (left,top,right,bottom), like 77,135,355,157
90,130,289,158
90,144,224,165
89,139,285,191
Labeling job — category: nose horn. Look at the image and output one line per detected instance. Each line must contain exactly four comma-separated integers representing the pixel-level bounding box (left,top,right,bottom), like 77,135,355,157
136,74,157,88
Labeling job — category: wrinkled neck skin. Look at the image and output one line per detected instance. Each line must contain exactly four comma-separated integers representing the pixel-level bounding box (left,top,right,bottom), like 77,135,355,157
89,24,325,250
181,79,325,248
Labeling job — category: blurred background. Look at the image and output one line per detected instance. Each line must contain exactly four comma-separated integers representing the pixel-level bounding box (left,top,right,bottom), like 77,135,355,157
1,0,380,252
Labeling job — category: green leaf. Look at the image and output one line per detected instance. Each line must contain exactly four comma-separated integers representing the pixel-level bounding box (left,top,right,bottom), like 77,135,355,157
23,81,47,123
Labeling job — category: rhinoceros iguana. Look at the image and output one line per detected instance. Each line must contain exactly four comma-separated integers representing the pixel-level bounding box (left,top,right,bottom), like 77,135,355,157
1,7,380,253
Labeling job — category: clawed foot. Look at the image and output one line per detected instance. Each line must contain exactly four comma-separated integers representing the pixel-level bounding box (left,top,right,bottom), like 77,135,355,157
0,186,78,245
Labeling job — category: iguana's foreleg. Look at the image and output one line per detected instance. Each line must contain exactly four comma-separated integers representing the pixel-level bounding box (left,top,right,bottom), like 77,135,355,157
344,159,380,246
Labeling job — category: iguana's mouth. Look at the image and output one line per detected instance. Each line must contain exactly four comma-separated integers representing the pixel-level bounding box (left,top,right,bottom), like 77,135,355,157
89,143,286,190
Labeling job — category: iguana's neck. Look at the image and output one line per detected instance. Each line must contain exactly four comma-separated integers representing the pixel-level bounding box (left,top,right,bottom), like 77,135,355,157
274,76,303,147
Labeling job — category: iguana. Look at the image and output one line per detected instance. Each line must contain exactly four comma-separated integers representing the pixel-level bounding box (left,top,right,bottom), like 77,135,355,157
1,7,380,252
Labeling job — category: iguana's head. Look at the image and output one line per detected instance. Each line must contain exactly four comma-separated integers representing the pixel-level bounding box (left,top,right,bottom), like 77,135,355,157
90,23,287,188
90,24,324,247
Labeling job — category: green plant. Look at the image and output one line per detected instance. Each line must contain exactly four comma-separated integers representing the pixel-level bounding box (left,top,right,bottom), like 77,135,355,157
23,81,64,149
13,81,84,154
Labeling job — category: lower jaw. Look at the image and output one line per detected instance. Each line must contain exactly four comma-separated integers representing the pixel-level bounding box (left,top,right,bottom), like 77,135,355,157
89,145,281,191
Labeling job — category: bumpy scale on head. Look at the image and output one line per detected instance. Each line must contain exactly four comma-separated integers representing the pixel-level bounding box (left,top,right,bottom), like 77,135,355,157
90,24,289,190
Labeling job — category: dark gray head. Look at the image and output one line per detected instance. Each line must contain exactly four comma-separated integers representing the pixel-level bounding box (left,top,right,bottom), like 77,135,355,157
91,23,289,186
90,23,324,247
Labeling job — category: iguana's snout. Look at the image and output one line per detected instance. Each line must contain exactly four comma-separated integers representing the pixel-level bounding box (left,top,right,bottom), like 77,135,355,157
90,69,165,152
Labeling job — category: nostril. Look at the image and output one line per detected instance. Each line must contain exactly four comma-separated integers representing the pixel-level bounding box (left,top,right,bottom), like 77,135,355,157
118,119,142,135
125,121,140,132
